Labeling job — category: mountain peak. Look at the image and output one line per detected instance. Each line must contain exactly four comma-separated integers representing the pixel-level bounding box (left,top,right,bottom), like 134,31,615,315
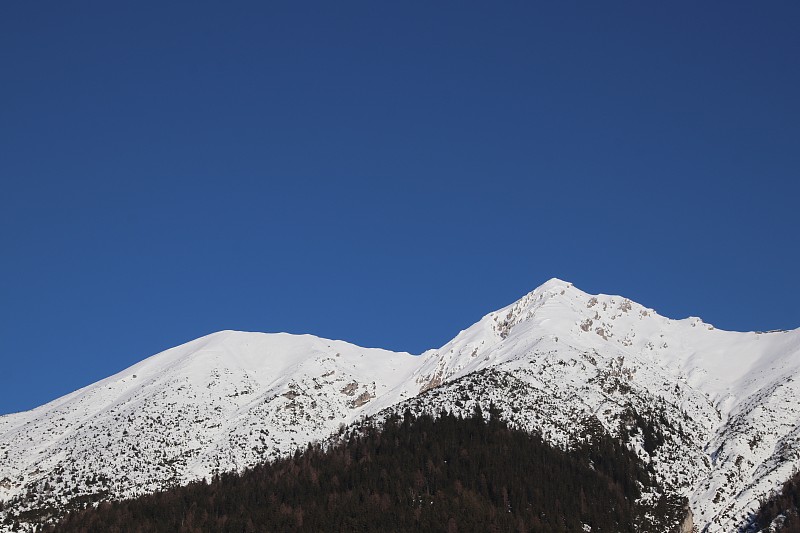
532,277,574,293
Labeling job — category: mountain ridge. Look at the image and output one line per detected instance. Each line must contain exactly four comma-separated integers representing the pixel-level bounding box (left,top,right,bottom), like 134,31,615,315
2,279,799,532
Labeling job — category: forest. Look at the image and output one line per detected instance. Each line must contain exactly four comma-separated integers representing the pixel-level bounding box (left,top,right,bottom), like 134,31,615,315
749,469,800,532
41,406,686,532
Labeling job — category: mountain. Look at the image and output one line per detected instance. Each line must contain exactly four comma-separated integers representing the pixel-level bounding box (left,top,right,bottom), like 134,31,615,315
0,332,421,525
2,279,799,532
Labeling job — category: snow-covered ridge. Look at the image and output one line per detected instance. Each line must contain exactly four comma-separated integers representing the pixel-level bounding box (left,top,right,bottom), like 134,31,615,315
1,278,799,532
417,279,800,412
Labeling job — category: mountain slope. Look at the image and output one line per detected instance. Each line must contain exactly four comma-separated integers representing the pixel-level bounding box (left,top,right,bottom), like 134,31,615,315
0,332,420,525
44,411,666,533
2,279,799,532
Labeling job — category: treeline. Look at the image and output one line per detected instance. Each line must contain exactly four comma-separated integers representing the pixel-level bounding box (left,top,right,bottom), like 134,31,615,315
750,470,800,532
43,406,682,532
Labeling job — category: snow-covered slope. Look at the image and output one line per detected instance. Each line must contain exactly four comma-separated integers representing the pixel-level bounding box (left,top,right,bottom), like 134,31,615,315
0,332,421,523
2,279,799,532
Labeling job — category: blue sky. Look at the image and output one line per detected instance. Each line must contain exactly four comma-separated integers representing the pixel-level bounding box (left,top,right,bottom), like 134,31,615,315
1,2,798,415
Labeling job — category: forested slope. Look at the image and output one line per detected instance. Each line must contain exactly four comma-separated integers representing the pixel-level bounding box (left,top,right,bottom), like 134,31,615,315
749,470,800,532
43,408,686,533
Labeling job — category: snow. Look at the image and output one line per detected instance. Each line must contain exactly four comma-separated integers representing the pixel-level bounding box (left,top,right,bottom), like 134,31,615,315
1,278,799,532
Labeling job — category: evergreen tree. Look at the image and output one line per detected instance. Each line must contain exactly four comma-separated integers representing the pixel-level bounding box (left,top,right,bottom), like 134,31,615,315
43,412,685,533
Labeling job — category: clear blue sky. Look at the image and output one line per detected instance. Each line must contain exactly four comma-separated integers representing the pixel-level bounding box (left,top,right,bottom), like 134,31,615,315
1,2,798,415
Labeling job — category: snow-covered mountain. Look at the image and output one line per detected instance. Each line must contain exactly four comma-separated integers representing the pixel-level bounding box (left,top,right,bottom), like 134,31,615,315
407,279,800,531
0,333,420,516
2,279,799,532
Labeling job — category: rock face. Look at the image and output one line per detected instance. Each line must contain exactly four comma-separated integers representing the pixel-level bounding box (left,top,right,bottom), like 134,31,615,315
2,278,800,532
677,508,694,533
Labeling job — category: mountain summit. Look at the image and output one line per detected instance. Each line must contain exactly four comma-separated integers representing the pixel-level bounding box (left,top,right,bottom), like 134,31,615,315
2,279,799,532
